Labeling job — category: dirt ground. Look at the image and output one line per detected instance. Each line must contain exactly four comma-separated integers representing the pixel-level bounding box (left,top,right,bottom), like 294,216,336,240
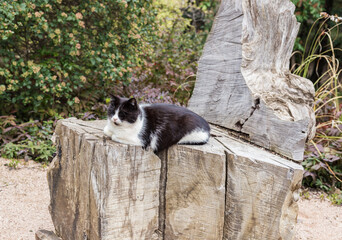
0,158,54,240
294,193,342,240
0,158,341,240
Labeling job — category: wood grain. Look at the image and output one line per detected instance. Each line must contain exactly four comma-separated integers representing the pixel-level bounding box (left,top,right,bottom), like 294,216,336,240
188,0,315,161
217,135,302,240
48,119,303,240
48,119,160,240
165,140,226,240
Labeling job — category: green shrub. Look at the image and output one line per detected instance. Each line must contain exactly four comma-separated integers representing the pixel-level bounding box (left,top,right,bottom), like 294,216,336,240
2,139,55,162
129,0,219,105
0,0,157,121
0,115,57,162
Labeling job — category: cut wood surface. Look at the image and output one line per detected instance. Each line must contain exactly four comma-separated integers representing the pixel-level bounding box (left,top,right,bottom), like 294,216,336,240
164,140,226,239
48,119,160,240
47,118,303,240
188,0,316,161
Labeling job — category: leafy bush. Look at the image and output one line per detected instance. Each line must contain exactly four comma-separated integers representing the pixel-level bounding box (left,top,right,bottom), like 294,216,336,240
2,140,55,162
126,0,219,106
0,115,56,163
0,0,157,121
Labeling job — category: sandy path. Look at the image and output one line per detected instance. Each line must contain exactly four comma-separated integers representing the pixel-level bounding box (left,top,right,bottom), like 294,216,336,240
295,194,342,240
0,158,54,240
0,157,341,240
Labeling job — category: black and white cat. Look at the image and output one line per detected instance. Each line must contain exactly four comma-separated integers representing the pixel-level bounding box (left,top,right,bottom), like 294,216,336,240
103,96,210,152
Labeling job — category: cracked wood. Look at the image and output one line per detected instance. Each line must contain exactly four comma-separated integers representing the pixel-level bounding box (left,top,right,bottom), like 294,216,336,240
188,0,316,161
48,118,303,240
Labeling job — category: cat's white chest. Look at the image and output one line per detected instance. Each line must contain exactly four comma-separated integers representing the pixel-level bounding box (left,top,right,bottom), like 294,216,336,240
104,119,143,146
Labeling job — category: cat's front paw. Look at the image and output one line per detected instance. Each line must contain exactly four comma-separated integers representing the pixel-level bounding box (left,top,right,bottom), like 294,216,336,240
142,144,151,151
103,125,112,137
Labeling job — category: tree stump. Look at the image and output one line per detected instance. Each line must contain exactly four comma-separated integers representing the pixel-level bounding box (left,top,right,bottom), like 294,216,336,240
46,0,313,239
188,0,315,161
47,118,302,240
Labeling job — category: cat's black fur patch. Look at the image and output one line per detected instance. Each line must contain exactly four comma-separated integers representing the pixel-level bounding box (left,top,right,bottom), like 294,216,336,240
140,103,210,151
108,96,141,124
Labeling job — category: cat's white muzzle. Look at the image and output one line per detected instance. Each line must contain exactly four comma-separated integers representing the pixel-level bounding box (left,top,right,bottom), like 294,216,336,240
111,116,122,126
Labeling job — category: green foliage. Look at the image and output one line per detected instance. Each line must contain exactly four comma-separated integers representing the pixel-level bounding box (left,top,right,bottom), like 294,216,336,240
2,143,21,159
328,192,342,205
0,0,157,121
292,13,342,193
2,139,55,162
291,0,325,52
302,153,342,191
292,0,324,23
130,0,219,105
6,159,20,168
0,115,56,163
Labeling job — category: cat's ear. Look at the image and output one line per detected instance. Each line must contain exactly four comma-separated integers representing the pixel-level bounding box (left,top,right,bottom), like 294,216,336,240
127,98,138,109
109,94,120,103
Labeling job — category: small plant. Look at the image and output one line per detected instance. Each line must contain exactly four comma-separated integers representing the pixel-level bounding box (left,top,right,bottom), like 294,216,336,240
6,159,20,169
301,190,311,200
328,192,342,205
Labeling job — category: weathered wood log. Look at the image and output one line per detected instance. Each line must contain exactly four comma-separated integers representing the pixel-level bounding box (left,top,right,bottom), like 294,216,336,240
188,0,316,161
164,142,226,239
48,118,160,240
47,118,302,240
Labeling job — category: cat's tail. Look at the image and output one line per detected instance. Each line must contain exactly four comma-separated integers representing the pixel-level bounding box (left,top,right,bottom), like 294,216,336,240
178,128,210,145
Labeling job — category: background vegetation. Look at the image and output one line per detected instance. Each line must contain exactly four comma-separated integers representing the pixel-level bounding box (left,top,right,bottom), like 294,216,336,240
291,1,342,200
0,0,341,202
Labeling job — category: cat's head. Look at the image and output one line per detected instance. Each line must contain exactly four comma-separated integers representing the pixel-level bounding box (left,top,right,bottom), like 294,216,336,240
107,96,140,126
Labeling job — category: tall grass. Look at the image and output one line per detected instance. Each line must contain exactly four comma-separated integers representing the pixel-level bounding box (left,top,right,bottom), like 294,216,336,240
292,13,342,193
